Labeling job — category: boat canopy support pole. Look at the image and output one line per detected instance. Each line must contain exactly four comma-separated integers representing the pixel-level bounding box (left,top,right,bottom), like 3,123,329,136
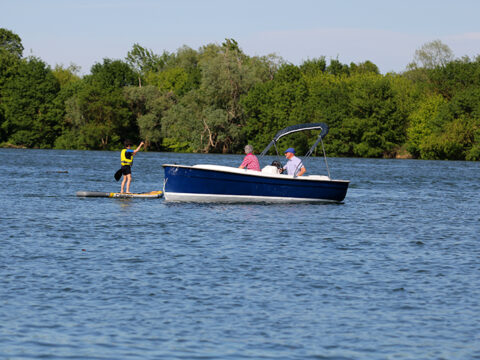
273,141,282,162
300,132,331,179
320,138,331,179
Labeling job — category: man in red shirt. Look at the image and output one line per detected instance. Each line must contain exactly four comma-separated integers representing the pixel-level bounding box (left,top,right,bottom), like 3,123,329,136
239,144,260,171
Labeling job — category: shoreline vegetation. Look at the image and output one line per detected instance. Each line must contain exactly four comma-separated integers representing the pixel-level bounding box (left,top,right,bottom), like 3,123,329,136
1,29,479,160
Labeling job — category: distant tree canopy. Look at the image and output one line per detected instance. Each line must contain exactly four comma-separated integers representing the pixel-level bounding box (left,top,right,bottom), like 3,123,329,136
409,40,454,69
0,28,23,58
0,29,479,160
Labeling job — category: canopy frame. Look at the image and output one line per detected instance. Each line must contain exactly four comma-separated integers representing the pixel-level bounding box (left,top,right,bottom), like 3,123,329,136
259,123,331,178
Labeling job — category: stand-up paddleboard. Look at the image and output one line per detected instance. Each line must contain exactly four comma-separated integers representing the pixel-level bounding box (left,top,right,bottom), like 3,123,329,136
76,190,163,198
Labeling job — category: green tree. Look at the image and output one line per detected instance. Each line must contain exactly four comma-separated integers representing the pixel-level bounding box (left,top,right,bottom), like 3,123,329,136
165,45,202,92
89,58,138,89
243,64,310,153
305,71,414,158
161,90,203,152
415,57,480,160
409,40,454,69
427,56,480,99
406,93,446,158
0,29,24,142
163,39,272,153
0,28,23,59
305,73,352,155
300,57,327,78
52,63,81,88
348,73,411,157
125,43,171,86
466,124,480,161
350,60,380,75
124,85,175,150
1,57,61,147
327,58,350,76
146,67,190,96
56,59,137,149
418,115,477,160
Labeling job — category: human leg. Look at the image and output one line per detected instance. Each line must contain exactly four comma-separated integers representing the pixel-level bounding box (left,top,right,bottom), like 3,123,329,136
121,175,127,193
125,174,132,193
120,165,131,193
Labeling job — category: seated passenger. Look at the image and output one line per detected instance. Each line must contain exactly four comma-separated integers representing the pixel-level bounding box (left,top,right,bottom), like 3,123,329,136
283,148,306,176
239,144,260,171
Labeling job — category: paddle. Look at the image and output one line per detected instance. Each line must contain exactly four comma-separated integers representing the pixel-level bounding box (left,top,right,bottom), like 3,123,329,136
114,168,122,181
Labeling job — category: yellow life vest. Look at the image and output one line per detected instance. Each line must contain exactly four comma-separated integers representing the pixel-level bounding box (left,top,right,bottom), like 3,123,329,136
121,149,133,166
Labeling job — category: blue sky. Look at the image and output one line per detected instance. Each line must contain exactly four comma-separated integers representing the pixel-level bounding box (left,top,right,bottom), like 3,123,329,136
1,0,479,74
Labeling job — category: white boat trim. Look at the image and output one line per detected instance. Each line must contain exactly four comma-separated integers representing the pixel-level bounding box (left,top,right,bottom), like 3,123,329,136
163,191,339,203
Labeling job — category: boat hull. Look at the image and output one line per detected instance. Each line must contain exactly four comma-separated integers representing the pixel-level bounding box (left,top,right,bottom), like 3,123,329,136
163,165,349,203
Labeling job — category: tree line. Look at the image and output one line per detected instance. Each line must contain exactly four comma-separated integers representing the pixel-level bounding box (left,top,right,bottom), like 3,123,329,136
1,28,479,160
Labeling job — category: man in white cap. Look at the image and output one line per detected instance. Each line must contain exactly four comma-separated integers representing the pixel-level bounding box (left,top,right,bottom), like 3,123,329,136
283,147,306,176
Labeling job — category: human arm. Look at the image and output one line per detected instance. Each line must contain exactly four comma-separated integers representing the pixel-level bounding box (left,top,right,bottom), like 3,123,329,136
297,166,306,176
133,141,145,155
239,155,249,169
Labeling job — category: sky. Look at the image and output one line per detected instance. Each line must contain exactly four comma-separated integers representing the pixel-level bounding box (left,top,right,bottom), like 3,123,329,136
1,0,480,75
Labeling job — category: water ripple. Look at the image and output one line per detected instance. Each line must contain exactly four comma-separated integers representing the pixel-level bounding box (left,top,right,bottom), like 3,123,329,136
1,150,479,359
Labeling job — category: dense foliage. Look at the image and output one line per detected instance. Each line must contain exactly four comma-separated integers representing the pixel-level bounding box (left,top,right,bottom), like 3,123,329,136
1,28,479,160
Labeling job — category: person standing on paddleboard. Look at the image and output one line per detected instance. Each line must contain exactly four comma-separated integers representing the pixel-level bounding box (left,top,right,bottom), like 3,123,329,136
120,140,144,193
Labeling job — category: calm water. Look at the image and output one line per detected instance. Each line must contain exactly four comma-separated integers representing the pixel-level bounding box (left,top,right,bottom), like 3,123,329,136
1,148,479,360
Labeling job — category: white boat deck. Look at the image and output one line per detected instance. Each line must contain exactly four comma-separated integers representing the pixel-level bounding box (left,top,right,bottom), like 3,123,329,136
191,164,332,181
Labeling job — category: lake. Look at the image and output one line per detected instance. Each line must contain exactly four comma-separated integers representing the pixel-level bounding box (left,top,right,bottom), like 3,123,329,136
1,148,479,359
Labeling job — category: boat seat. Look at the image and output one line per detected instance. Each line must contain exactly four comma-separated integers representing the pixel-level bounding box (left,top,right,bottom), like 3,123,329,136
261,165,281,174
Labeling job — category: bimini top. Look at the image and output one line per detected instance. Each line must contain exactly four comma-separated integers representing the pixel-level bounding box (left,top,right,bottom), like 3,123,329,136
259,122,329,156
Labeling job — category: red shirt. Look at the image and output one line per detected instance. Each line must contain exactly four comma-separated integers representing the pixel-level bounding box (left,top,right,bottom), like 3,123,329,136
240,153,261,171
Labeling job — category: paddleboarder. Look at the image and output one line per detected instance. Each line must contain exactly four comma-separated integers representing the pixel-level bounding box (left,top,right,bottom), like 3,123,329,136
120,140,144,193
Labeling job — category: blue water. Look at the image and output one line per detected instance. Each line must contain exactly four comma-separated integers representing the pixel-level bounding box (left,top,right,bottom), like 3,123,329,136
1,148,479,359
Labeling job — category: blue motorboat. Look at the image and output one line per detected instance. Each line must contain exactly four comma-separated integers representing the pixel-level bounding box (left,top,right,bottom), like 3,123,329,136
162,123,349,203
